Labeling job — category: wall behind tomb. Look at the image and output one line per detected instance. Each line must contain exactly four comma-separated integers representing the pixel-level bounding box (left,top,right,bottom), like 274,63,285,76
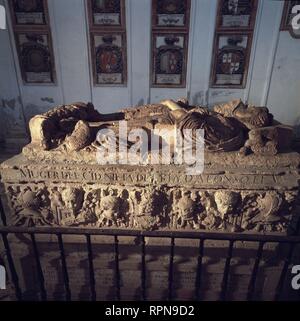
0,0,299,141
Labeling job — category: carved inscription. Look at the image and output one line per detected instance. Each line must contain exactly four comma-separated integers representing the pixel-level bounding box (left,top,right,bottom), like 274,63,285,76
9,167,293,189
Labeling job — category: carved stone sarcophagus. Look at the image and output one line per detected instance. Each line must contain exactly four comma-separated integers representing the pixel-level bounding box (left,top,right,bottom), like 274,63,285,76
1,99,300,235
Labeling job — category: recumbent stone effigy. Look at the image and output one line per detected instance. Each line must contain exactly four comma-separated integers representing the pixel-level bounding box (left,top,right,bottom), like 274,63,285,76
1,98,299,234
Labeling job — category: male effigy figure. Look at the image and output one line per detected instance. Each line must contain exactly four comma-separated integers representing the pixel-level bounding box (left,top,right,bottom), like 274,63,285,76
27,98,294,156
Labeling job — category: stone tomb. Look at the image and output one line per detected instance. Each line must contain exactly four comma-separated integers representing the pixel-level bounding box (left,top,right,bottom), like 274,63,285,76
1,151,300,233
1,99,300,300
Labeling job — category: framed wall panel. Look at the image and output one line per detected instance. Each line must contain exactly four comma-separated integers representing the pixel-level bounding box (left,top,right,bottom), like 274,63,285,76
210,32,252,88
87,0,127,86
151,0,190,88
280,1,300,39
14,31,56,83
9,0,56,84
151,33,187,87
216,0,258,30
9,0,49,26
87,0,125,28
91,32,127,85
152,0,190,30
210,0,258,88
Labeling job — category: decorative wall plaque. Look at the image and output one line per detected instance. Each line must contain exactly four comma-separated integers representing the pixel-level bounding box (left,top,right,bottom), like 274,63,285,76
152,0,191,29
9,0,48,26
88,0,125,27
9,0,56,84
210,33,251,87
92,33,127,85
87,0,127,86
151,1,190,88
15,32,55,83
211,1,257,88
152,33,187,87
216,0,258,29
280,1,300,39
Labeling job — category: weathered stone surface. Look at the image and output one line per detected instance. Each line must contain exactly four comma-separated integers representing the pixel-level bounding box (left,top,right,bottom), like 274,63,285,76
1,99,300,301
1,98,300,233
1,152,300,233
22,99,295,160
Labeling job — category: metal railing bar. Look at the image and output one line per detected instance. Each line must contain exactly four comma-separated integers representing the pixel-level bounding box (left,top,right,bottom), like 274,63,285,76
114,235,121,301
141,236,146,301
219,240,234,301
168,237,175,301
247,241,265,301
274,242,296,301
30,233,47,301
0,196,7,226
1,232,22,300
57,233,71,301
1,226,300,244
195,238,205,301
86,234,96,301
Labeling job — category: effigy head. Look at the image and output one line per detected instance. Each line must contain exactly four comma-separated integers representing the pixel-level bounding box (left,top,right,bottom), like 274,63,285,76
213,99,273,130
213,99,244,117
237,105,273,129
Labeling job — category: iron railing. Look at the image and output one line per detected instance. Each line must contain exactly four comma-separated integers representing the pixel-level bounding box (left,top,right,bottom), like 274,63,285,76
0,225,300,301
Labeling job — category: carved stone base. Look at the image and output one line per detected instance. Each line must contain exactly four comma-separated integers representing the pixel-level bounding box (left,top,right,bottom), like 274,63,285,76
1,152,300,234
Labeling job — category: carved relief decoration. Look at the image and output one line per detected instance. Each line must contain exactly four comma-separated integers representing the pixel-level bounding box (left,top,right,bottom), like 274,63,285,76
6,183,298,233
